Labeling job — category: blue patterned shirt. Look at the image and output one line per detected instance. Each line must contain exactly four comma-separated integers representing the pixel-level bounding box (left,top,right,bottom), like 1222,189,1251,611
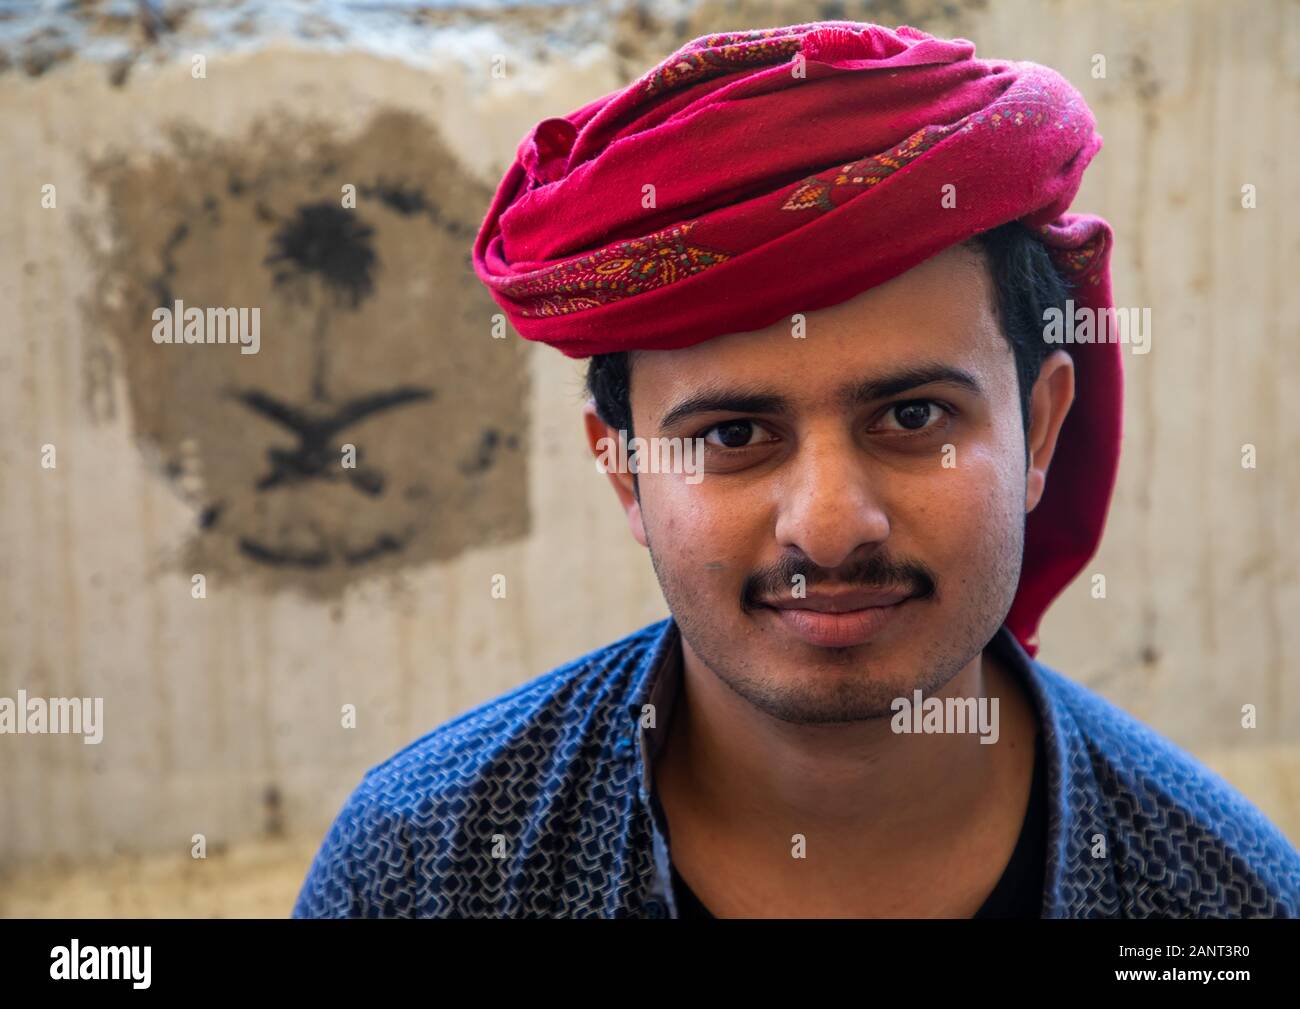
293,617,1300,917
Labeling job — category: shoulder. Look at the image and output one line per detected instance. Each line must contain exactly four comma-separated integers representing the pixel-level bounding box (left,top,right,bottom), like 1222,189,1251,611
292,618,671,918
1033,660,1300,917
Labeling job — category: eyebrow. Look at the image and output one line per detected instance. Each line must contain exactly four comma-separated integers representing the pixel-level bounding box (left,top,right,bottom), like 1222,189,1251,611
657,362,984,431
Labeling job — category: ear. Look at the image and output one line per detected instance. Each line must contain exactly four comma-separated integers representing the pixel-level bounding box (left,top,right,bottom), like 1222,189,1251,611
1025,350,1075,514
582,399,648,548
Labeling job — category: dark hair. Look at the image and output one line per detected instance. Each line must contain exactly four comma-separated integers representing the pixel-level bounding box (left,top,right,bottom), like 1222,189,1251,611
586,219,1071,460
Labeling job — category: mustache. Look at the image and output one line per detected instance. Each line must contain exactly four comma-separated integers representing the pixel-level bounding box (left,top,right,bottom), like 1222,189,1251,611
741,551,937,611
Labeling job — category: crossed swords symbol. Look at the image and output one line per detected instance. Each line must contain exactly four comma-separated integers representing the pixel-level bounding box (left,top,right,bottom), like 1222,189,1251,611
229,386,434,496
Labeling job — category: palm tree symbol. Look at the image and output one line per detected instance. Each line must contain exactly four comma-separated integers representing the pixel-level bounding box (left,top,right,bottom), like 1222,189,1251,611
264,200,381,402
231,200,434,501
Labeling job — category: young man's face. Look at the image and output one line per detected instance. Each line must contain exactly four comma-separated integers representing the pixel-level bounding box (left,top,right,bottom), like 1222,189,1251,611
586,243,1075,725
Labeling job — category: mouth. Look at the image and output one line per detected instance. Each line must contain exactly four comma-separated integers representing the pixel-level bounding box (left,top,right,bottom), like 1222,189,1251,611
761,588,915,648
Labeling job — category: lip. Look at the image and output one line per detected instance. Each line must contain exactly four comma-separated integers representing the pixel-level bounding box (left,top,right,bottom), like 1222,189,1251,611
764,587,914,613
764,594,913,648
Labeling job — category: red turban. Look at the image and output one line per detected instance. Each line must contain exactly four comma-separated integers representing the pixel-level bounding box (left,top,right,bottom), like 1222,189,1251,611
472,21,1123,658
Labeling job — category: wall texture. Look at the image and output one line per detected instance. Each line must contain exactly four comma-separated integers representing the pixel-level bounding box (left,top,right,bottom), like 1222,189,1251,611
1,0,1297,915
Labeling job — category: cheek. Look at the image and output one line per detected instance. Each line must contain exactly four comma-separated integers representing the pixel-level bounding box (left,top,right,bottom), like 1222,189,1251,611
896,447,1020,554
647,477,768,575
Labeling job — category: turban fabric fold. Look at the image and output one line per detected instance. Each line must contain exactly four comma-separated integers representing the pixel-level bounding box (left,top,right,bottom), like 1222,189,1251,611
472,21,1123,657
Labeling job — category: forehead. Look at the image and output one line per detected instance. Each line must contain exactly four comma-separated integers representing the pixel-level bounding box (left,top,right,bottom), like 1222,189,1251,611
630,243,1013,421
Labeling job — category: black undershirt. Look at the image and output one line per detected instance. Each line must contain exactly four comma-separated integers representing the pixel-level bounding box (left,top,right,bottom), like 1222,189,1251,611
669,730,1048,918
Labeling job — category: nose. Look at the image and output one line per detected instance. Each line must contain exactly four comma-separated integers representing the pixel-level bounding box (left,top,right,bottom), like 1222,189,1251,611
773,429,890,570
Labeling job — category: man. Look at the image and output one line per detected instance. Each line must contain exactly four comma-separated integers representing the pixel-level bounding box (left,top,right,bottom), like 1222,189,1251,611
293,21,1300,917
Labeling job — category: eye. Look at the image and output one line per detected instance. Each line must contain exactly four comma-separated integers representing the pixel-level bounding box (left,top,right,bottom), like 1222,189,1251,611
699,419,775,449
876,399,952,434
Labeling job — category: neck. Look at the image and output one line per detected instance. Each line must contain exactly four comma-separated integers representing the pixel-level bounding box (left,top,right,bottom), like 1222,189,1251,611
653,629,1040,914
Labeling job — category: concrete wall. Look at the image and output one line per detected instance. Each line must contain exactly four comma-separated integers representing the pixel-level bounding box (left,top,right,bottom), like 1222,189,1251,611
1,0,1297,915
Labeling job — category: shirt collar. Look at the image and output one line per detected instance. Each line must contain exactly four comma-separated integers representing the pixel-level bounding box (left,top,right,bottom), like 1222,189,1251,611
619,619,682,828
620,614,1117,915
